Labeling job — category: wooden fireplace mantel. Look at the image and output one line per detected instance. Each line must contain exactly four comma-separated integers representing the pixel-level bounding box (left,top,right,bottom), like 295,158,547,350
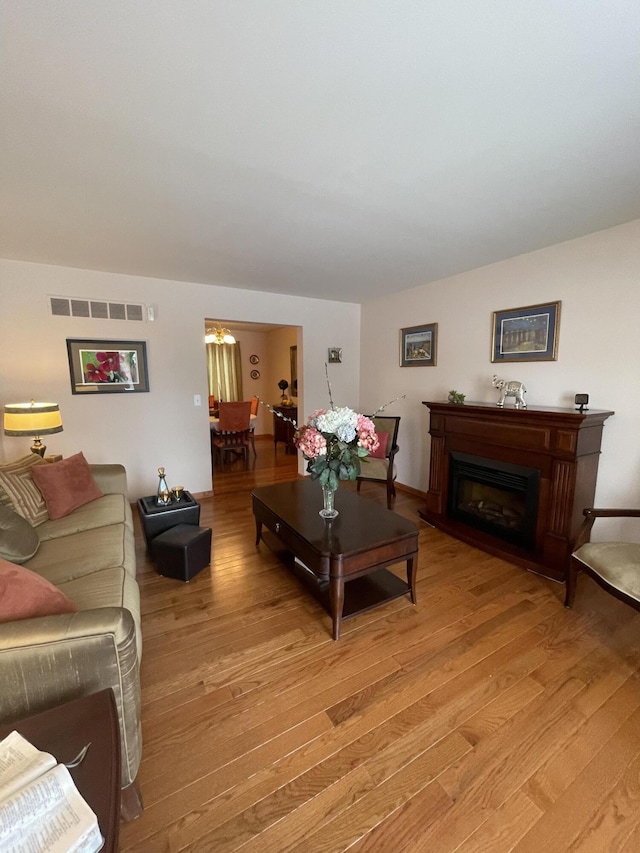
419,401,614,581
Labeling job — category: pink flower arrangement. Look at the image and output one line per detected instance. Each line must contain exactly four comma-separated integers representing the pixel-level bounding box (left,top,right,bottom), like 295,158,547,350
267,362,404,492
294,406,379,487
295,424,327,459
356,414,379,454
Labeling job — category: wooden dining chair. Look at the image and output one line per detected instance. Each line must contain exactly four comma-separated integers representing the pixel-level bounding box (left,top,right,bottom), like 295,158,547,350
247,397,259,457
211,401,252,470
356,416,401,509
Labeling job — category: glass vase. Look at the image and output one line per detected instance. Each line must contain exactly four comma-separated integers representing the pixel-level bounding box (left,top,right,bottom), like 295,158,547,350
320,484,339,518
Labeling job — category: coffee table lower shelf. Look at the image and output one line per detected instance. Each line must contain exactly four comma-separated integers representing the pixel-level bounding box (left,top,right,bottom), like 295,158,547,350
263,529,412,625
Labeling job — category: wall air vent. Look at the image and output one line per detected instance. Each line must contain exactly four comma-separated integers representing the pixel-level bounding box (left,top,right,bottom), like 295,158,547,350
126,304,144,322
70,299,91,318
108,302,126,320
50,297,71,316
90,301,108,319
48,296,146,322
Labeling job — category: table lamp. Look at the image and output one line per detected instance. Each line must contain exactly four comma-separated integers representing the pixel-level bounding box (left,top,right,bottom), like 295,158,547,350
4,400,64,456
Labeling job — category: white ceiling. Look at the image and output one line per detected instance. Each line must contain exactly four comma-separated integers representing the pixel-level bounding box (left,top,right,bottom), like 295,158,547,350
2,1,639,304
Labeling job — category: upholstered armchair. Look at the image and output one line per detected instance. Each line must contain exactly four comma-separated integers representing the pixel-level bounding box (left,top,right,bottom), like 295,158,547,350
356,416,400,509
565,507,640,611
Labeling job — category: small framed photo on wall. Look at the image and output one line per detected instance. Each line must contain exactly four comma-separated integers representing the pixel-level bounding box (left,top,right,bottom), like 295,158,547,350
328,347,342,363
400,323,438,367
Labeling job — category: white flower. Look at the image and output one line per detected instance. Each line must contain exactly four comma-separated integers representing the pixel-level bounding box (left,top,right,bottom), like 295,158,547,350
315,407,358,442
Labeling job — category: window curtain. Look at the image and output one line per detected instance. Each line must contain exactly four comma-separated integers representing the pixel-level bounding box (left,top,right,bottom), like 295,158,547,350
206,343,243,401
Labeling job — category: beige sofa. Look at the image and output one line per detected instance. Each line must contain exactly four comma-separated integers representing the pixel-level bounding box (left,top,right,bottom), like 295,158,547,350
0,464,143,819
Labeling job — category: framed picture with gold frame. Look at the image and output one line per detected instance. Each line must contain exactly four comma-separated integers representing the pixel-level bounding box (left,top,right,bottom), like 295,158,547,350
400,323,437,367
491,301,560,362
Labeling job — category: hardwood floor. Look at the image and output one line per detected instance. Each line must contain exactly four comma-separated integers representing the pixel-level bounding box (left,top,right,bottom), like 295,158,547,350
120,437,640,852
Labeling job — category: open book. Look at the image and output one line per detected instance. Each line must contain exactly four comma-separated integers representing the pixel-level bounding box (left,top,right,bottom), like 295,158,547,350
0,730,103,853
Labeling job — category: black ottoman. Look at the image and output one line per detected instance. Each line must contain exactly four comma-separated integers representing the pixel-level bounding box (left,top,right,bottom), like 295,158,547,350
151,523,212,582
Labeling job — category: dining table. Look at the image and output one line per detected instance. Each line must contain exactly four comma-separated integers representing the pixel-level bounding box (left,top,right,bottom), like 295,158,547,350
209,413,258,433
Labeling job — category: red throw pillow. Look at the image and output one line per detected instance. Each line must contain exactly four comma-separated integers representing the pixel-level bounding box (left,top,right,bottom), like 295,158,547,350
0,558,76,622
31,452,103,520
369,431,390,459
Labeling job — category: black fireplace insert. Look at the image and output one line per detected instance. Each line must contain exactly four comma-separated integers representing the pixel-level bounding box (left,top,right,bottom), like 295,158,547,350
448,451,540,549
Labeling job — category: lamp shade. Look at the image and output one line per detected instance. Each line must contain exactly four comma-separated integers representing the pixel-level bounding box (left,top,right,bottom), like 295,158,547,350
4,402,63,437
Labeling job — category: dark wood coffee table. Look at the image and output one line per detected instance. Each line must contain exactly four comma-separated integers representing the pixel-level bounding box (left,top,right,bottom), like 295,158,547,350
252,479,419,639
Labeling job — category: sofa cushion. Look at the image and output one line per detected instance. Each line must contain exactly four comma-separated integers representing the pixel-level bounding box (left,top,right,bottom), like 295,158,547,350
37,494,133,542
0,558,76,622
0,455,48,526
31,452,103,520
24,522,136,586
0,505,40,564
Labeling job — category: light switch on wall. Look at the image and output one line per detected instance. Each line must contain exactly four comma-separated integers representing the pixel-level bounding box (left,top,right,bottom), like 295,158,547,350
194,394,201,407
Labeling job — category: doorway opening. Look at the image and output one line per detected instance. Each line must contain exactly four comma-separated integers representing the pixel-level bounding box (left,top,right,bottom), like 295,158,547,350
204,319,302,480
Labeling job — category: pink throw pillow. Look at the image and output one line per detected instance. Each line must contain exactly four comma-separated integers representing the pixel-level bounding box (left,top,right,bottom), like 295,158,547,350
31,452,103,520
369,431,390,459
0,558,76,622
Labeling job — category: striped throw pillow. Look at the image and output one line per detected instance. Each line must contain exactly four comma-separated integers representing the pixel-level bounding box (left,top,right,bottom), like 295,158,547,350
0,455,49,526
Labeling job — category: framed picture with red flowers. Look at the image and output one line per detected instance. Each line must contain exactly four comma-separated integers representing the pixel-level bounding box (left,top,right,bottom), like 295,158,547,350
66,339,149,394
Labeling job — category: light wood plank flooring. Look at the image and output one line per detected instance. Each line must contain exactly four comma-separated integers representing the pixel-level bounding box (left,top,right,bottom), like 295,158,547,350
120,437,640,851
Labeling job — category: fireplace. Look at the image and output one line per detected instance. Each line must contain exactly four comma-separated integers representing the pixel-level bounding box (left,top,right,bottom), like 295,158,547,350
419,401,614,581
448,452,539,549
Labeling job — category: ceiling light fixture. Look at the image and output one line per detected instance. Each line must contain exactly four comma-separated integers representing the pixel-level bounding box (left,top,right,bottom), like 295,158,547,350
205,325,236,345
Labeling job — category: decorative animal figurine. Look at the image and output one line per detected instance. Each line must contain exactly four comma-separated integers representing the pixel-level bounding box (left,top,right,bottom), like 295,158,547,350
492,374,527,408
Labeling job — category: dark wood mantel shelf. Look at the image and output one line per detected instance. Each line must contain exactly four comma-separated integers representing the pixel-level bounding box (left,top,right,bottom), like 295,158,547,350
419,401,614,581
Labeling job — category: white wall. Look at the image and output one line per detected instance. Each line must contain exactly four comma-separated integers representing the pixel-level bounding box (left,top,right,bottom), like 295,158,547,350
360,219,640,539
266,326,299,409
0,260,360,498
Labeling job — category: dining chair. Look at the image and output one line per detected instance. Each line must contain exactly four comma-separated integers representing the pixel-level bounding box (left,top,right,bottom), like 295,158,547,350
565,507,640,611
248,396,259,457
211,401,252,471
356,416,400,509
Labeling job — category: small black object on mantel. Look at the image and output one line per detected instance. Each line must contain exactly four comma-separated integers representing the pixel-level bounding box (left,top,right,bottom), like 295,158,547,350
575,393,589,413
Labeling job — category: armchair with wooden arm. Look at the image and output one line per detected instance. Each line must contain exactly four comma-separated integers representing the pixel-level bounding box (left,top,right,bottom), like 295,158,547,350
565,507,640,611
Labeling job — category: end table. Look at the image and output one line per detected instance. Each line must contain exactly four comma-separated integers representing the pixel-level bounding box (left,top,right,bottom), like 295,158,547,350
137,491,201,547
0,689,121,852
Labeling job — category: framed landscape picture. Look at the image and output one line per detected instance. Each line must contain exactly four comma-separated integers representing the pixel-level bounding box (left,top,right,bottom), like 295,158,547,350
491,301,560,363
400,323,438,367
66,339,149,394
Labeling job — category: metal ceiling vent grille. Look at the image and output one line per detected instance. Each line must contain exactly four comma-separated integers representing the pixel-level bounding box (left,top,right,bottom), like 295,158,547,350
49,296,145,322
